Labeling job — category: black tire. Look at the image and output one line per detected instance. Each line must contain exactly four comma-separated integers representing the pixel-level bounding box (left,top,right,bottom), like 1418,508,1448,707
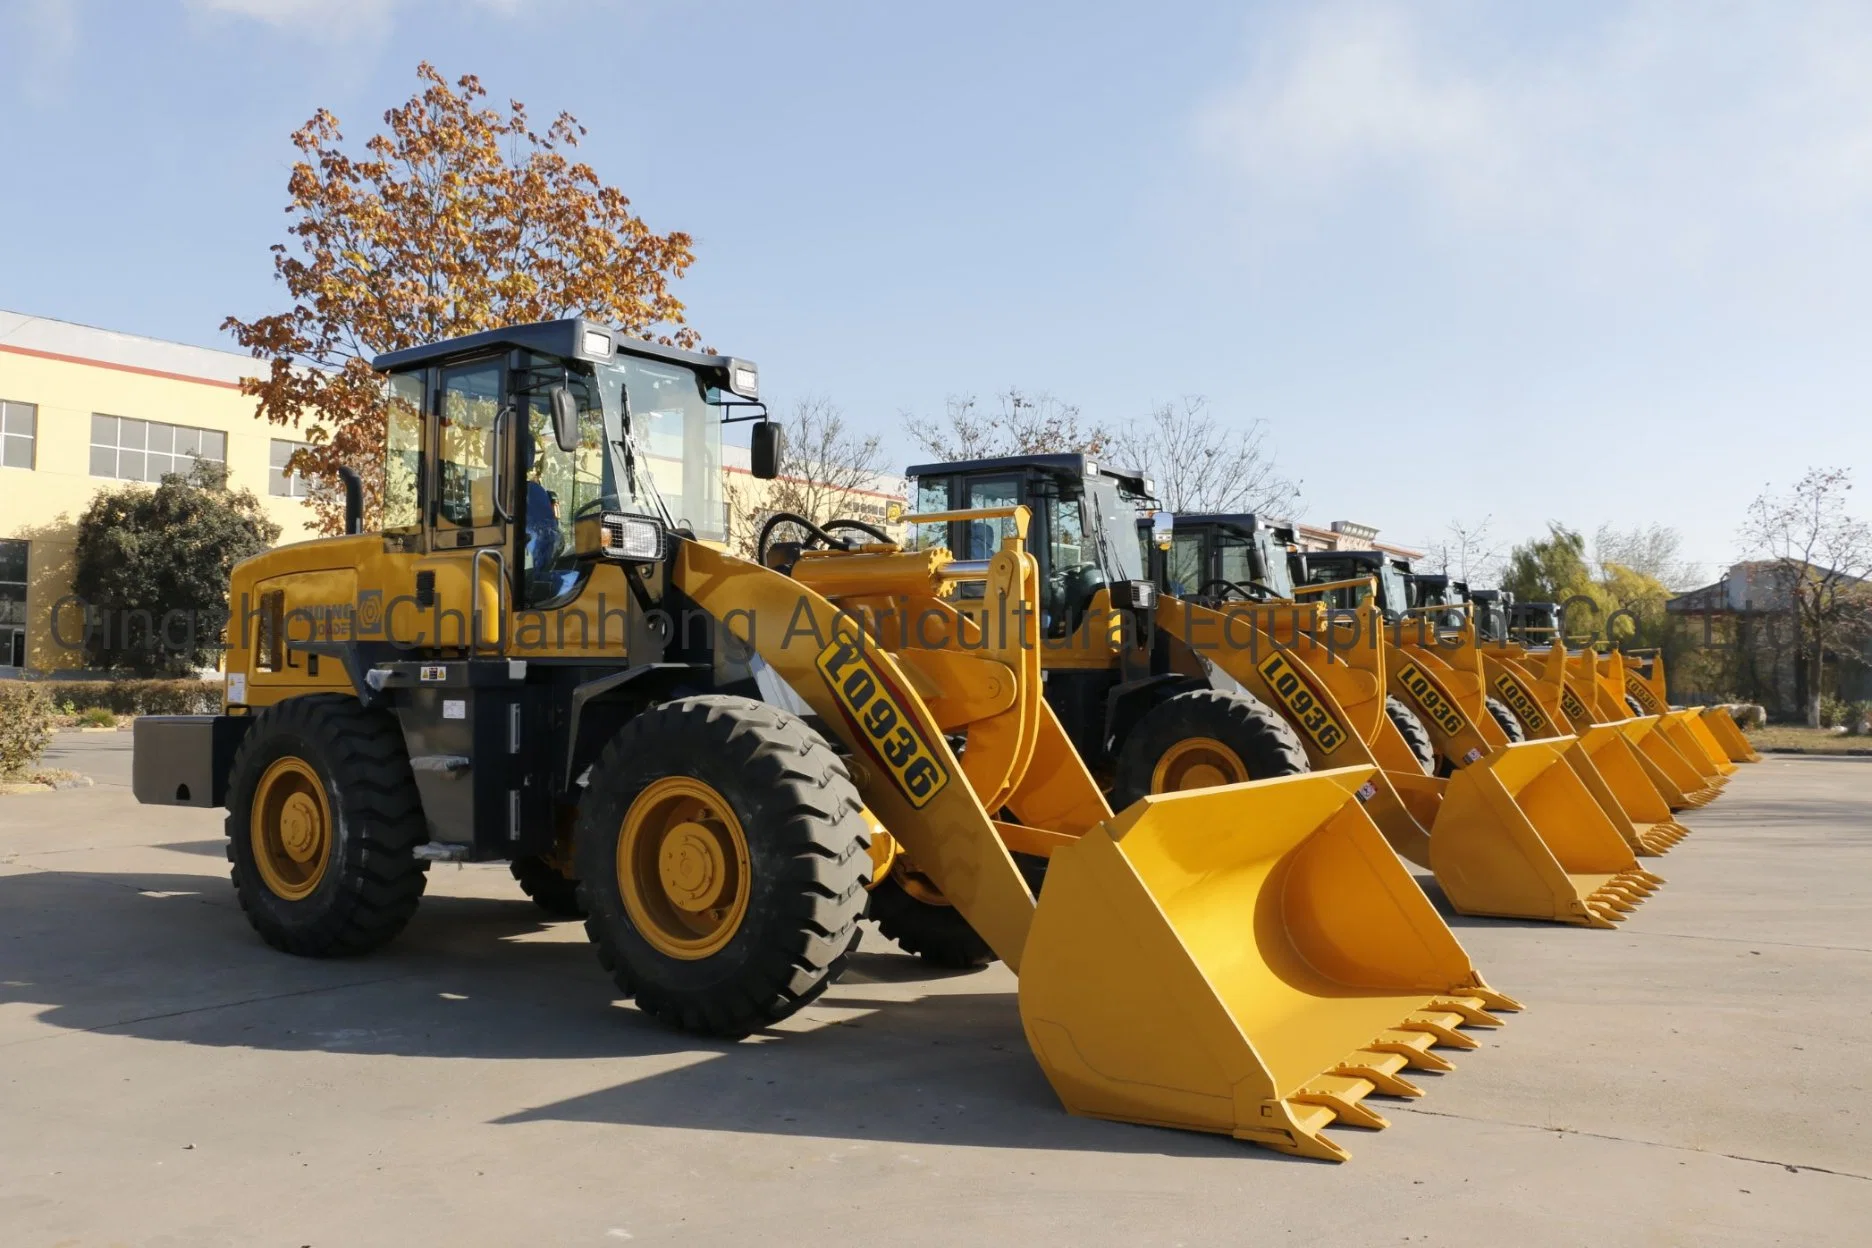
512,854,584,918
867,852,1048,970
575,695,871,1038
1486,697,1527,743
1385,696,1437,775
1111,689,1308,809
224,694,428,957
1625,695,1646,718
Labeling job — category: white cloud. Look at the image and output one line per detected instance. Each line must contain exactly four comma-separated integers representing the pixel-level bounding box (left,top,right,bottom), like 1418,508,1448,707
1192,0,1872,277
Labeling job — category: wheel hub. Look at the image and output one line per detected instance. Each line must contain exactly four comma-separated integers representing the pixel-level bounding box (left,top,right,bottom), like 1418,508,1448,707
658,820,730,912
279,793,324,862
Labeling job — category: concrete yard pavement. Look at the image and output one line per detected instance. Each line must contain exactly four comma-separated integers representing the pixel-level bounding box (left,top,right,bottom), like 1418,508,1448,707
1,740,1867,1246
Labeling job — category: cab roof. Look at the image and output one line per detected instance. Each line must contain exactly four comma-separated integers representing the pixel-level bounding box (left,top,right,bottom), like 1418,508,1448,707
905,453,1151,499
1173,513,1296,544
371,317,745,388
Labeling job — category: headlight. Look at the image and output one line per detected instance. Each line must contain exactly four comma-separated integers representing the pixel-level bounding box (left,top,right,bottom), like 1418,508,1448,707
600,513,665,562
727,359,759,400
582,328,613,357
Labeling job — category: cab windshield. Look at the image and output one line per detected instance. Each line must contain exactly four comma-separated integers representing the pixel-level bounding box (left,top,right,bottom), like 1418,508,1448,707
1304,557,1400,613
1379,565,1410,616
594,355,726,543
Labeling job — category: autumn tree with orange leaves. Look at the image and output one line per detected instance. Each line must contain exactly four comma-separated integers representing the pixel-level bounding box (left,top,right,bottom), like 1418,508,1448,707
225,63,699,533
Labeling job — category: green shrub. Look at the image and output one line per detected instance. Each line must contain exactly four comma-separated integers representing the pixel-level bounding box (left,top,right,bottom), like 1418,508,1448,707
1847,702,1872,737
0,684,56,780
1819,693,1849,729
0,679,221,717
77,707,118,728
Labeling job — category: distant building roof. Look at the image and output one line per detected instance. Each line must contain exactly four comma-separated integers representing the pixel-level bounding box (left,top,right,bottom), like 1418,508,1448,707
0,308,257,389
1293,520,1423,562
1668,560,1868,614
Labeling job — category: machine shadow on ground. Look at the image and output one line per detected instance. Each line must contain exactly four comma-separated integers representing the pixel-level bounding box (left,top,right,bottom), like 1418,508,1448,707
0,861,1286,1162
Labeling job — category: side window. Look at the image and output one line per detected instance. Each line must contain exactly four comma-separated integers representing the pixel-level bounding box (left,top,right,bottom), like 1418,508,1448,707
1047,496,1087,572
383,373,424,534
1216,540,1255,588
907,477,951,551
436,362,503,535
1166,533,1205,599
963,478,1021,559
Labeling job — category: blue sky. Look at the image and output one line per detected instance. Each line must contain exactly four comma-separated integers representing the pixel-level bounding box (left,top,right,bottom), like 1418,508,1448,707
4,0,1869,583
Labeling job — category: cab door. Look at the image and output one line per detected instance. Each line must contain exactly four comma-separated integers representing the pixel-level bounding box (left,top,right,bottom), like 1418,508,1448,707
416,355,513,653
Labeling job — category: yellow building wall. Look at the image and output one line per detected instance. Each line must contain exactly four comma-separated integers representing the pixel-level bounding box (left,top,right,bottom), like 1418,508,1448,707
0,348,319,672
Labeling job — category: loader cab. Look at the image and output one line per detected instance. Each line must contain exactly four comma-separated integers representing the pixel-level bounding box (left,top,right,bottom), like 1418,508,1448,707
1155,514,1297,602
1408,573,1468,631
905,453,1155,639
1469,589,1512,644
1293,550,1412,619
365,319,765,631
1511,600,1562,646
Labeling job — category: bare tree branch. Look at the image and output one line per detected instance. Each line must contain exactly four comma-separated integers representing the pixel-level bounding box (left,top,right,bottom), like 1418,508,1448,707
1740,467,1872,726
1108,397,1300,517
725,397,896,557
1426,516,1503,584
904,389,1113,462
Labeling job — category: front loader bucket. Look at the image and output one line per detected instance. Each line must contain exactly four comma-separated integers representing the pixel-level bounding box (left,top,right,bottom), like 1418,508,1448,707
1018,767,1519,1163
1674,710,1739,777
1427,740,1663,927
1575,725,1691,854
1701,706,1762,763
1621,718,1722,808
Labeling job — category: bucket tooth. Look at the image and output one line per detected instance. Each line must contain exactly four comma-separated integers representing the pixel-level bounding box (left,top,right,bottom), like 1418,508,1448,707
1238,1104,1352,1162
1577,902,1621,927
1429,995,1505,1028
1367,1029,1456,1072
1464,981,1525,1013
1397,1012,1480,1049
1336,1049,1430,1094
1293,1076,1391,1130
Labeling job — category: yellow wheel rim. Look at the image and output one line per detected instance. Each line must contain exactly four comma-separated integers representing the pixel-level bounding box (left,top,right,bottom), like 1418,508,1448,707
618,776,752,959
1150,736,1250,792
250,756,332,901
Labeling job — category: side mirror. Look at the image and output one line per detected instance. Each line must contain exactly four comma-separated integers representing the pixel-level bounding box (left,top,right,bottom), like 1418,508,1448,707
750,420,783,480
1150,509,1175,548
550,385,580,453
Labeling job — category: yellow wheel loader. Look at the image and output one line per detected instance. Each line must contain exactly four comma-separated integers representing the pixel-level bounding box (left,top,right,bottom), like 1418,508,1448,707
899,456,1656,930
1161,530,1663,927
130,321,1515,1161
1398,581,1696,854
1620,649,1760,764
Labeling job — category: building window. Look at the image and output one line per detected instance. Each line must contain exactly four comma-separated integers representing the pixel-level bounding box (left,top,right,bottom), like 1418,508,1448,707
0,539,26,668
90,414,226,483
270,439,313,498
1,400,35,470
